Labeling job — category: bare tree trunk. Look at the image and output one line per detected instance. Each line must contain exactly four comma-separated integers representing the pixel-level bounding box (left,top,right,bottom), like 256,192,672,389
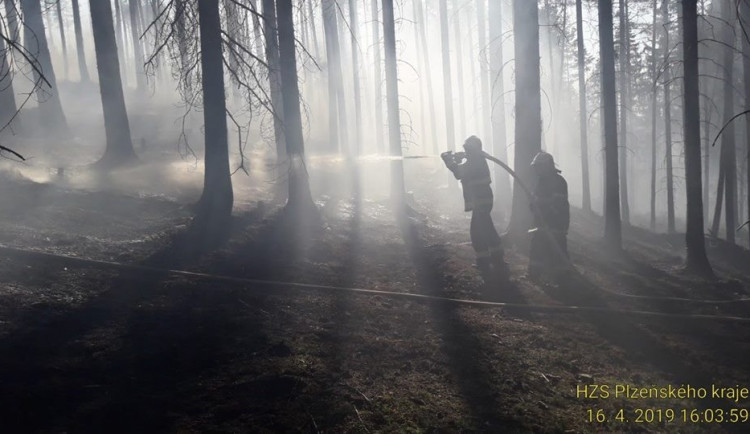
439,0,455,151
720,1,736,244
371,0,384,153
195,0,233,230
509,0,542,236
249,0,264,61
262,0,286,175
663,0,675,233
576,0,590,212
453,5,466,140
415,0,437,153
382,0,404,206
703,104,711,223
306,0,320,60
682,0,712,273
4,0,19,43
55,0,69,78
322,0,349,154
129,0,147,90
277,0,316,214
489,0,510,206
349,0,362,156
476,0,491,158
90,0,136,167
21,0,69,132
650,0,657,230
618,0,631,225
71,0,90,82
711,153,725,236
0,18,18,128
599,0,622,249
744,0,750,247
544,0,556,152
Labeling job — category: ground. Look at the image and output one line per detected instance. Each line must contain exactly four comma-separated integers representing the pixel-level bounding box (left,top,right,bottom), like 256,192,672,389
0,162,750,434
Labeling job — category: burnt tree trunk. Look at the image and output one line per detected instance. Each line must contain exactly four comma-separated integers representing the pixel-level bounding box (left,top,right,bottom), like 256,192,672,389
71,0,90,82
90,0,137,168
382,0,405,207
681,0,712,273
21,0,69,132
195,0,233,231
576,0,591,213
489,0,510,206
277,0,316,214
599,0,622,249
508,0,542,236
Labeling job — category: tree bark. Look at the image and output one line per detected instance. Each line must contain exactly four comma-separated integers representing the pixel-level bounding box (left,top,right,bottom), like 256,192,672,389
681,0,712,273
71,0,90,82
322,0,349,154
508,0,542,236
371,0,385,153
196,0,233,229
650,0,658,230
489,0,510,206
382,0,404,206
349,0,362,156
720,1,736,244
476,0,491,158
129,0,147,90
55,0,69,78
415,0,437,153
453,5,466,139
0,15,18,128
663,0,675,233
743,0,750,247
262,0,286,169
20,0,69,132
90,0,137,168
618,0,631,224
277,0,315,214
599,0,622,249
576,0,591,213
439,0,455,151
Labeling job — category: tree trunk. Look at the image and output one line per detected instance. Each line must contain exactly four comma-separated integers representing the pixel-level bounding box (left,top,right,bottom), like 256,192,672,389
544,0,556,153
703,104,711,223
576,0,590,213
439,0,455,151
509,0,542,236
90,0,136,168
4,0,19,43
306,0,320,60
20,0,69,132
129,0,147,90
489,0,510,206
277,0,315,214
743,0,750,247
476,0,491,158
618,0,631,225
371,0,385,153
720,1,736,244
650,0,657,230
0,17,18,129
382,0,405,207
453,6,466,139
55,0,69,78
681,0,712,273
349,0,362,156
663,0,675,233
249,0,264,62
415,0,437,153
262,0,286,167
195,0,233,230
599,0,622,249
322,0,349,154
71,0,90,82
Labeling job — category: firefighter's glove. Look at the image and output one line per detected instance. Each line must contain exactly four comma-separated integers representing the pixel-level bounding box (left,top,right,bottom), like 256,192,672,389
441,151,455,167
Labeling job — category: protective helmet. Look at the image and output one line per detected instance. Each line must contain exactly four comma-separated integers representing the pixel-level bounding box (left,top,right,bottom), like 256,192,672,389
531,151,560,172
463,136,483,153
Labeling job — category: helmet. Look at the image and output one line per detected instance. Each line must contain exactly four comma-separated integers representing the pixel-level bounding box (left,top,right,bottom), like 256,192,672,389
531,151,559,173
463,136,483,153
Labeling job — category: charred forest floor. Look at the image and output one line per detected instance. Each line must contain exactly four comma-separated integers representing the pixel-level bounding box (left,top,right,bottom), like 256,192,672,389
1,168,750,433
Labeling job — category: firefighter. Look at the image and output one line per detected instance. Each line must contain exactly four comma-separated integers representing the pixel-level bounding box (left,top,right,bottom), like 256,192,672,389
528,151,570,277
441,136,509,280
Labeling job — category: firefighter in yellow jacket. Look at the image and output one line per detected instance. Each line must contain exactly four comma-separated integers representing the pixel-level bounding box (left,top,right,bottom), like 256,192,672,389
442,136,509,280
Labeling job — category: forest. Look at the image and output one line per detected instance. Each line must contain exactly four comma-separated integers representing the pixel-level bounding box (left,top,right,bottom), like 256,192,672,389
1,0,750,431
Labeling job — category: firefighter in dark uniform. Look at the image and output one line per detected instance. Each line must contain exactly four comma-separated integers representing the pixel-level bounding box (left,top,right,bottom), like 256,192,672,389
528,151,570,277
441,136,508,280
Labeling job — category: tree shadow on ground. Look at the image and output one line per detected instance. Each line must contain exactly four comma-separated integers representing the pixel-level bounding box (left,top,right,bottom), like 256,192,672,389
398,214,527,431
0,216,270,432
548,269,749,414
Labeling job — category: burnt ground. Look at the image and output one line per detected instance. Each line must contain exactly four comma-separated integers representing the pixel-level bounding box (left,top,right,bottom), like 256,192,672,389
1,168,750,433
